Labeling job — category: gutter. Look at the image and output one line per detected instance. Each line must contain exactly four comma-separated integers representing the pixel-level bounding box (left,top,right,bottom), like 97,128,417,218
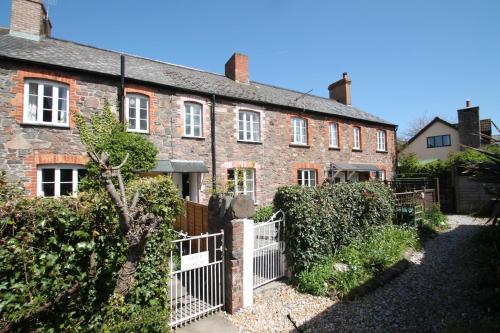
0,55,397,129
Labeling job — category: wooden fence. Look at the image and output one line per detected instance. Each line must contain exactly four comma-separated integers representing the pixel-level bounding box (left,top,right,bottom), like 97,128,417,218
173,200,209,236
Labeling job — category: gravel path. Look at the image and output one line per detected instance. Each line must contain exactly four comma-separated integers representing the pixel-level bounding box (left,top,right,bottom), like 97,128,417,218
228,215,487,332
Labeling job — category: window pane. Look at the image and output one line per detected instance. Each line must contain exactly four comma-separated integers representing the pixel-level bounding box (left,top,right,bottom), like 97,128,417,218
129,104,136,118
194,114,201,126
140,108,147,120
140,119,147,131
140,98,147,109
78,169,87,182
427,137,434,147
60,183,73,196
29,82,38,95
129,118,136,129
42,168,55,182
28,95,38,121
435,136,443,147
42,183,55,197
60,169,73,182
443,135,451,146
194,127,200,137
58,87,67,99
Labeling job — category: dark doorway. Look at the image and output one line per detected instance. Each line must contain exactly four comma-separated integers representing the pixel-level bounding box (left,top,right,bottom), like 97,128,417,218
182,173,190,199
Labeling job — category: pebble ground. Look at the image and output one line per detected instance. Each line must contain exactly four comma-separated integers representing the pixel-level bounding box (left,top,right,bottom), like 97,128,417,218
227,215,487,332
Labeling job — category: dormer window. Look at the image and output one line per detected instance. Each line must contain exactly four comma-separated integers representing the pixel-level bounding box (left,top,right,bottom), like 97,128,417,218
23,80,69,127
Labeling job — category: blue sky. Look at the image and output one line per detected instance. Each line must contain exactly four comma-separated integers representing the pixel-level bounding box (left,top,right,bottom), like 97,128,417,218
1,0,499,136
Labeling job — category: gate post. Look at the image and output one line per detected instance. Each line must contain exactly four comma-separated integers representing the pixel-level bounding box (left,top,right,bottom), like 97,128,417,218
221,195,255,314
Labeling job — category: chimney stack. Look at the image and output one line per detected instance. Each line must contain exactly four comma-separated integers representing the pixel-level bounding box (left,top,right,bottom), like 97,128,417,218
328,72,351,105
457,101,480,149
225,53,249,83
10,0,51,41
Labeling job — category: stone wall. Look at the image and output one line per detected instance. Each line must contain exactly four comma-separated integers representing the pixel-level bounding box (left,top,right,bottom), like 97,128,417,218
0,59,396,203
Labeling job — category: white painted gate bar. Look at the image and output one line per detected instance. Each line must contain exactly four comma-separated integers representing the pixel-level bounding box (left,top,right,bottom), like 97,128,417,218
253,210,286,288
169,231,224,328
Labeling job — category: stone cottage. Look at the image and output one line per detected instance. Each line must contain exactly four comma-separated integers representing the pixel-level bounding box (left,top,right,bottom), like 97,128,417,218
0,0,397,205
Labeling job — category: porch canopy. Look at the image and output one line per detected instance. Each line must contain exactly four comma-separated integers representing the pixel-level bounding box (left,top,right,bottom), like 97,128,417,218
149,160,209,173
330,162,380,172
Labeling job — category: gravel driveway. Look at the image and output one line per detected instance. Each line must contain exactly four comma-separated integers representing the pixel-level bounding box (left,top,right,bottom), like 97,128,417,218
228,215,487,332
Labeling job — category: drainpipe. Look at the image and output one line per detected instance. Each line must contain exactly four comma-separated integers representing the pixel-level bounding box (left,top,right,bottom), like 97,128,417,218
211,94,217,191
119,55,125,124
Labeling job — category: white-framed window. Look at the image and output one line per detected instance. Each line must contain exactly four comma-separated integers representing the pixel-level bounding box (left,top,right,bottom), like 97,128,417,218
298,169,317,187
329,123,339,148
353,126,361,150
37,165,87,197
376,170,386,181
227,168,255,200
184,102,203,137
377,130,387,151
23,79,69,127
126,94,149,133
291,117,307,145
238,110,261,142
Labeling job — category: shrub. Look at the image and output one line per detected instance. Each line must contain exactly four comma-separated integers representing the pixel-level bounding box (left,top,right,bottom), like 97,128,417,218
254,204,275,222
274,182,395,272
0,174,180,332
297,225,418,297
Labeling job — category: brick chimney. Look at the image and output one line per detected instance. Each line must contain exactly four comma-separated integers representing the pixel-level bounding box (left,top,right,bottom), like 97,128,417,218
225,53,249,83
10,0,51,40
457,100,480,149
328,72,352,105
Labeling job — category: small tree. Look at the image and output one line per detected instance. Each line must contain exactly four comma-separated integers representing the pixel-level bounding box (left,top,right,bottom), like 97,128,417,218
76,103,180,297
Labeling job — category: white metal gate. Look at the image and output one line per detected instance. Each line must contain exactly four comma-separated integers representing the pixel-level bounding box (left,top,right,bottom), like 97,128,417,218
169,231,224,327
253,210,286,288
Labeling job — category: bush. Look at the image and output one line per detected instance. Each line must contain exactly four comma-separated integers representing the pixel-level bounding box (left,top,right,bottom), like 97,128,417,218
0,174,181,332
254,205,275,222
297,225,418,297
274,182,395,273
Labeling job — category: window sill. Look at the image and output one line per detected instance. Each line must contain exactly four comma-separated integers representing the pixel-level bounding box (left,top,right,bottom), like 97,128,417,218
182,136,206,140
237,140,263,145
352,148,363,152
289,143,310,148
328,146,341,151
127,129,150,135
21,122,70,129
376,150,388,154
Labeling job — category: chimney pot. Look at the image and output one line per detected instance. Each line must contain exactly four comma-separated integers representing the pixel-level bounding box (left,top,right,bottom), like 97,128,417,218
466,99,471,108
328,72,352,105
225,53,249,83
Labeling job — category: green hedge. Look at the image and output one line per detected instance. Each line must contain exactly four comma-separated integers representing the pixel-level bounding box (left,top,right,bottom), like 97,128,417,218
0,174,181,332
274,182,395,273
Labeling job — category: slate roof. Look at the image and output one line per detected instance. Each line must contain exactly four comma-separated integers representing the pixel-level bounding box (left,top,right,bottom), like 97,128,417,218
0,28,394,126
